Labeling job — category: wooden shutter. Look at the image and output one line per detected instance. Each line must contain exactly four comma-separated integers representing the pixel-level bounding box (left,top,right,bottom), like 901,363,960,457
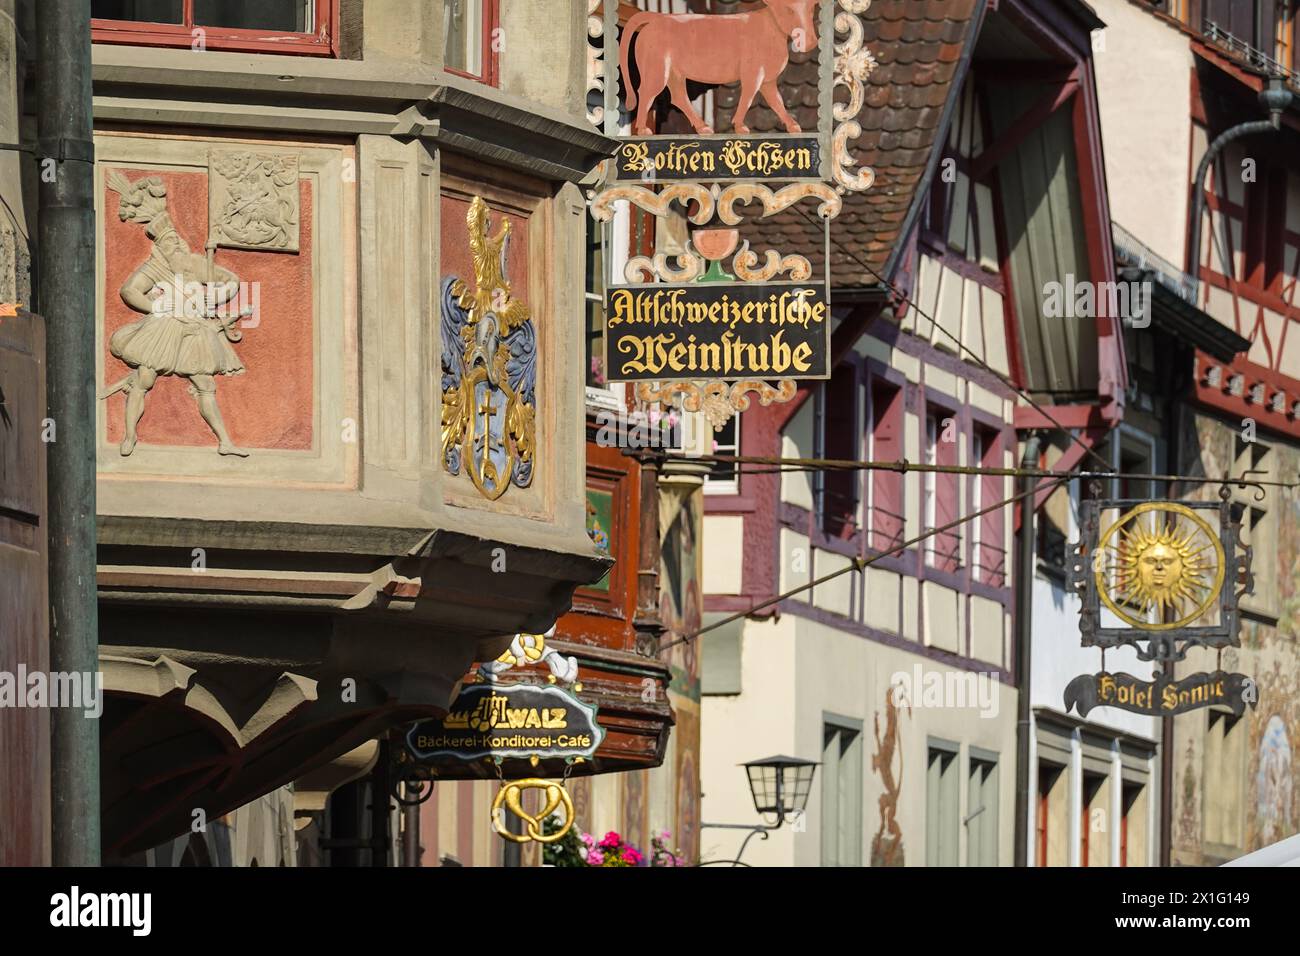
822,367,859,539
0,309,50,865
978,429,1006,585
932,410,961,571
870,381,904,551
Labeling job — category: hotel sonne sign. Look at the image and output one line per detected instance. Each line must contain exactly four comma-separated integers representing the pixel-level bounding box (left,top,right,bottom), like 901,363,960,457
1064,670,1257,718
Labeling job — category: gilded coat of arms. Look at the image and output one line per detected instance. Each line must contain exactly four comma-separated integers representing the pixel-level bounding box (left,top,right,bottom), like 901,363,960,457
441,197,537,500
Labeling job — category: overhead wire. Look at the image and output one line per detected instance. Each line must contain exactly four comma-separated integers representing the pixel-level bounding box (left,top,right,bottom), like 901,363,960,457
641,130,1273,649
789,203,1118,474
660,473,1073,651
672,452,1300,490
657,452,1295,649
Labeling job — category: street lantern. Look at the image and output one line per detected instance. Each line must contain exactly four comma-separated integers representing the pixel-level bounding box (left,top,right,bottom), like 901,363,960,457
743,755,818,825
700,754,819,865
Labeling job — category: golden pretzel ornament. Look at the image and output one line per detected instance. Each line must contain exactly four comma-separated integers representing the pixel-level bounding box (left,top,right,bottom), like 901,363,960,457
491,778,575,844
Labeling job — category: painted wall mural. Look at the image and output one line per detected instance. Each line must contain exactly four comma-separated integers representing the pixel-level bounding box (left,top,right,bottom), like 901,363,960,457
1172,412,1300,861
585,489,614,593
870,683,910,866
1255,712,1294,846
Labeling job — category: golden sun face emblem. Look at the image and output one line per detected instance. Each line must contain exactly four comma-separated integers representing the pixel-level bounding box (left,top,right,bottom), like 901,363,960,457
1095,502,1226,630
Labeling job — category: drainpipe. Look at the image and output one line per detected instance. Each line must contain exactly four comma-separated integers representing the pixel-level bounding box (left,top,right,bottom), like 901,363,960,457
36,0,99,867
1159,351,1189,867
1013,433,1041,867
1187,76,1293,288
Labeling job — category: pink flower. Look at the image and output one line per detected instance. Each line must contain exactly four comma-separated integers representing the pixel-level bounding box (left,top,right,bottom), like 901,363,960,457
580,832,595,847
585,848,604,866
598,831,622,849
623,847,644,865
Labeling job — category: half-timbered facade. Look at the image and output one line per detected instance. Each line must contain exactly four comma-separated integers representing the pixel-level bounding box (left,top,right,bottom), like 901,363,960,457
1091,0,1300,866
698,0,1123,866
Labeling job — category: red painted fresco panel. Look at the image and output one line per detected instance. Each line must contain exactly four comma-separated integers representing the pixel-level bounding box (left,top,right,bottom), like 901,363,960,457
102,170,315,452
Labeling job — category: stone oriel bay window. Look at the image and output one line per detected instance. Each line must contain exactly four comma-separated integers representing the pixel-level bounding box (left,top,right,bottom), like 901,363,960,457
91,0,339,56
91,131,614,856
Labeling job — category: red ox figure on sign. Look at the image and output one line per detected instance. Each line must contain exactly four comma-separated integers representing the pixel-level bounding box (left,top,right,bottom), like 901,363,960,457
620,0,819,136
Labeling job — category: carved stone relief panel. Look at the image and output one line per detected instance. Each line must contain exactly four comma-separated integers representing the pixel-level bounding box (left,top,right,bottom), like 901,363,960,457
208,149,302,253
94,134,353,491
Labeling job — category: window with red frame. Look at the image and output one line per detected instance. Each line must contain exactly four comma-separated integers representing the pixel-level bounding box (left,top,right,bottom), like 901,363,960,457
817,366,860,540
92,1,337,56
868,380,904,553
1240,162,1294,298
972,424,1006,586
444,0,501,86
923,406,960,572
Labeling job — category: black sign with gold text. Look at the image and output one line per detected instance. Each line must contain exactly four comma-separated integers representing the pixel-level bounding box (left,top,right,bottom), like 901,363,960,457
1064,670,1257,718
612,136,823,183
405,683,605,764
604,282,830,382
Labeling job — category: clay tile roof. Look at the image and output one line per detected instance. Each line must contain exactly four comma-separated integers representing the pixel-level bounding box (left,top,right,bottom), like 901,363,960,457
696,0,982,288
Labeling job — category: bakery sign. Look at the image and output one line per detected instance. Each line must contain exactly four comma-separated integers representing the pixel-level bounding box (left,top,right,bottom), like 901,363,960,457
405,683,604,764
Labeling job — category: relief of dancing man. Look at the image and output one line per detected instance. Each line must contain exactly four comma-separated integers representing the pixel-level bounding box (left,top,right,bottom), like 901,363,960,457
101,171,250,457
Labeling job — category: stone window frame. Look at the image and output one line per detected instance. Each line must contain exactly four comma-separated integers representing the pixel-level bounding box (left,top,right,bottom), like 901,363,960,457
92,1,340,57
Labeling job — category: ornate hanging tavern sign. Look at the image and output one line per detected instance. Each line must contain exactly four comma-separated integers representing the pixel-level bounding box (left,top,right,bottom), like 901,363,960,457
399,628,597,845
587,0,877,427
1064,492,1257,717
